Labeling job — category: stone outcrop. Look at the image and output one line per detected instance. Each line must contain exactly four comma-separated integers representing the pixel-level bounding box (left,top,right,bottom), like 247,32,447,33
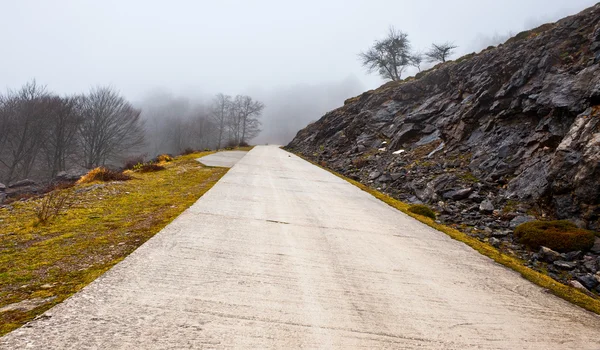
288,4,600,231
287,4,600,290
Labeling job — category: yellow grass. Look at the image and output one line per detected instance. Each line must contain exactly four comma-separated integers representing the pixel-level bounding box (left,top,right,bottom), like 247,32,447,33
0,152,227,335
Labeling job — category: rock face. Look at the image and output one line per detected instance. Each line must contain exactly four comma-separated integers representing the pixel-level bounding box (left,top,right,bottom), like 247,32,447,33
288,4,600,232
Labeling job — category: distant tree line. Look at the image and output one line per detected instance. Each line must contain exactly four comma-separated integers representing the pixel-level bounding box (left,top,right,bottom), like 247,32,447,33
0,81,264,184
359,27,458,81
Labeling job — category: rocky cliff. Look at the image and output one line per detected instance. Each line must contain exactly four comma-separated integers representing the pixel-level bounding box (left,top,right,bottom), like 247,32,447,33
288,4,600,238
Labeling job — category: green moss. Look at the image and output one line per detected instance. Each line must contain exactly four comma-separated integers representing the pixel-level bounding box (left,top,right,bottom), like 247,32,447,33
459,172,479,183
0,151,227,335
408,204,436,219
514,220,596,253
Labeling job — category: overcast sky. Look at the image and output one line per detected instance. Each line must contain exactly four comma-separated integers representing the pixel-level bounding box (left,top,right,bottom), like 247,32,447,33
0,0,597,115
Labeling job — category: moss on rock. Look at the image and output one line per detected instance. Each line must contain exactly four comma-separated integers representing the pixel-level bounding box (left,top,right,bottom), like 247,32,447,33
514,220,596,253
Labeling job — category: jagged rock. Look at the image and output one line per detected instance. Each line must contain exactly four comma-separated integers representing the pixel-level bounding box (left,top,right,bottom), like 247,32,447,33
590,238,600,254
582,256,598,273
575,274,599,290
479,200,495,213
369,171,381,180
0,183,5,192
491,230,511,238
489,237,501,248
553,261,577,270
569,280,589,292
510,216,536,229
443,188,473,200
288,4,600,234
9,179,36,188
564,251,582,261
55,168,88,182
539,246,563,263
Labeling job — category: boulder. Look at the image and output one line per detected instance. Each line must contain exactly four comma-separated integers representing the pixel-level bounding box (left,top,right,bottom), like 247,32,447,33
590,238,600,254
55,168,88,182
510,216,536,229
0,183,6,192
489,237,501,248
368,171,381,180
575,274,599,290
553,261,577,270
443,188,473,200
564,251,582,261
479,200,495,213
9,179,36,188
539,246,563,263
569,280,589,292
582,256,598,273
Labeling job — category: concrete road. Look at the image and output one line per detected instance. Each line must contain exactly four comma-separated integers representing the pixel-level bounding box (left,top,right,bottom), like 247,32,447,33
2,145,600,349
197,150,248,168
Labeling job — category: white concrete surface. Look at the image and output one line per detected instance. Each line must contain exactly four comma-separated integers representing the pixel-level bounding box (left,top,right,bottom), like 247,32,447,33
2,145,600,349
197,150,248,167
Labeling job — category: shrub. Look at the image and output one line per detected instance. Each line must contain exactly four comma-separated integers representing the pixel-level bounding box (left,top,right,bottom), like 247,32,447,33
123,155,145,170
156,154,173,163
77,167,132,184
225,139,238,148
35,186,75,224
134,163,166,173
238,141,250,147
514,220,596,253
181,148,196,156
408,204,436,219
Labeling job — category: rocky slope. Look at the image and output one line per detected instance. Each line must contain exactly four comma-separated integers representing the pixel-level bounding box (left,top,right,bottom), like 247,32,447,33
287,5,600,291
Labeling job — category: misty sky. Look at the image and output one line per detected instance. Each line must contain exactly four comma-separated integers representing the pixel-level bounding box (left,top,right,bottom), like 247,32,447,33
1,0,597,143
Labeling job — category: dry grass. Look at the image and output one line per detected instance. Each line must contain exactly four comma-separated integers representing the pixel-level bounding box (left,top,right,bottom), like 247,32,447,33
0,151,226,335
156,154,173,163
133,163,166,173
287,149,600,316
77,167,132,184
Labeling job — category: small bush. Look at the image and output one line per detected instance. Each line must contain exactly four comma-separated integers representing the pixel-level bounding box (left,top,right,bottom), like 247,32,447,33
156,154,173,163
35,186,75,224
181,148,196,156
77,167,132,184
134,163,166,173
514,220,596,253
408,204,436,219
238,141,250,147
225,140,238,148
123,155,145,170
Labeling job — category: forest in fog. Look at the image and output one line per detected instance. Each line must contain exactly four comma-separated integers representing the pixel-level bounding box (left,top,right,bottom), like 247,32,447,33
0,81,264,184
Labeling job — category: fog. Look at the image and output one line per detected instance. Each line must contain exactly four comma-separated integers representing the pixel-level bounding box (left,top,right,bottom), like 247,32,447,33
1,0,597,145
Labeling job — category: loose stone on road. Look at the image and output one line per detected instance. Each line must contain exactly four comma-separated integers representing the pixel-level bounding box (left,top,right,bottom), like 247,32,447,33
1,146,600,349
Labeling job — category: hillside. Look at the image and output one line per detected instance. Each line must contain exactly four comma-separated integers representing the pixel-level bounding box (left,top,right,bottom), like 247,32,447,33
288,5,600,289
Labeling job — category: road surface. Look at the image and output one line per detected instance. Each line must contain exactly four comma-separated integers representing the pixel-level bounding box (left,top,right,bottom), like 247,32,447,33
197,151,248,168
2,145,600,349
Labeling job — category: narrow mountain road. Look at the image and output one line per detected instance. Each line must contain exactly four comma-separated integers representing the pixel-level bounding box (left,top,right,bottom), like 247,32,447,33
2,145,600,349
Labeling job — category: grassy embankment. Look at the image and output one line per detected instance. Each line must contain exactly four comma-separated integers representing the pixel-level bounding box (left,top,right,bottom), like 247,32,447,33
288,149,600,316
0,152,227,335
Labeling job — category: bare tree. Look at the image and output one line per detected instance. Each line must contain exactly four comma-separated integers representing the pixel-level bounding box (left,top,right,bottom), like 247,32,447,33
78,87,144,168
410,52,424,72
359,27,412,81
210,93,231,149
237,96,264,145
0,81,49,183
42,96,83,177
425,42,458,63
